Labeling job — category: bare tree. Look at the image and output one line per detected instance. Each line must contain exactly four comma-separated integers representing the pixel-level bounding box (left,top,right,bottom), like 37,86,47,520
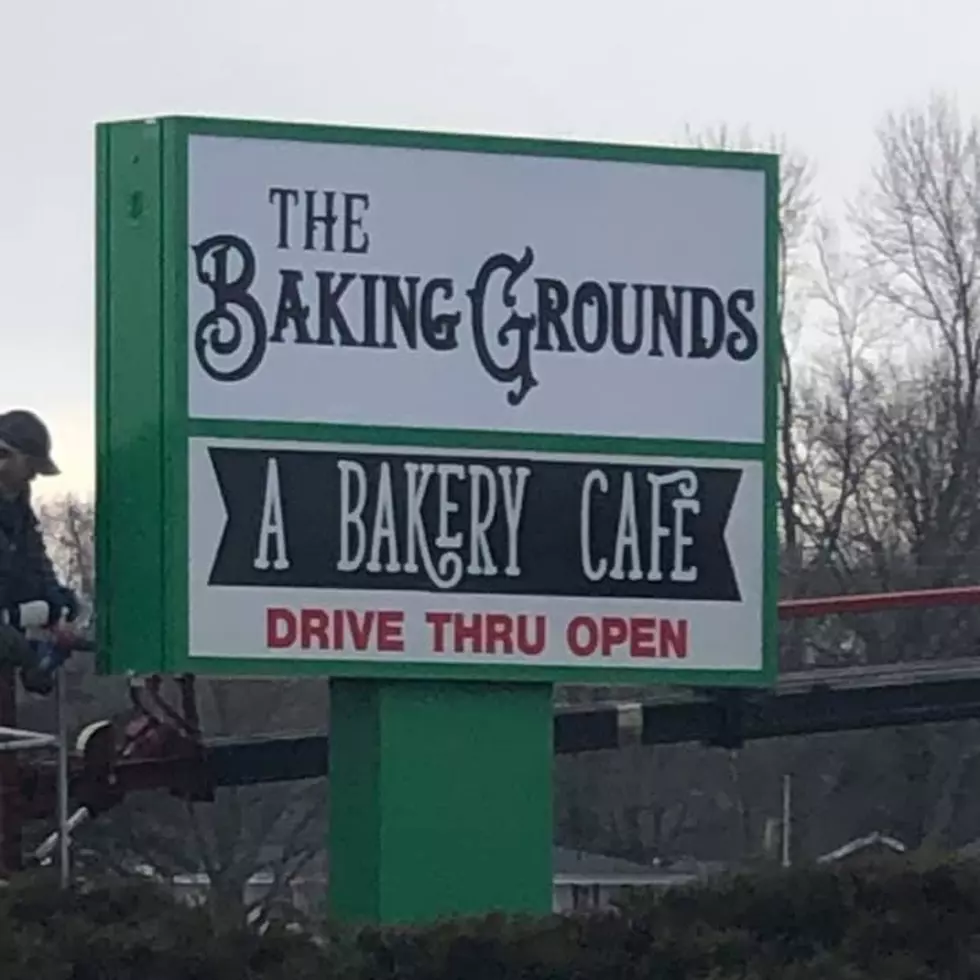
79,775,325,927
37,494,95,616
780,95,980,852
777,221,889,665
764,96,980,668
845,95,980,660
555,742,733,863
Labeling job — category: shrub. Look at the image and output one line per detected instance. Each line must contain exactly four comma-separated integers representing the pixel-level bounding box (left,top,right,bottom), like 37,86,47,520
0,870,325,980
3,856,980,978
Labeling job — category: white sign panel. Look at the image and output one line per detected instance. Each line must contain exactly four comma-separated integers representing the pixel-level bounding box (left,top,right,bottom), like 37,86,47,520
187,437,763,671
187,134,767,443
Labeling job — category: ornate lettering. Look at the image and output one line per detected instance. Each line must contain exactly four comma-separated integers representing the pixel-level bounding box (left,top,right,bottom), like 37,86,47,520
191,234,268,382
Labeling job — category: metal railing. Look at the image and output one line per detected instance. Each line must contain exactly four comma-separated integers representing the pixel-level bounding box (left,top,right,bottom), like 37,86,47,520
0,667,70,887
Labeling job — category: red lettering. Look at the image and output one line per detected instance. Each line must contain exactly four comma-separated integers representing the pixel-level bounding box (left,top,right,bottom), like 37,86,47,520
630,617,658,658
600,616,629,657
426,612,452,653
567,615,598,657
377,611,405,652
563,614,690,661
267,607,409,653
661,619,688,658
267,608,296,648
516,614,546,656
346,610,374,651
453,613,484,653
300,608,331,649
485,614,514,653
426,612,547,656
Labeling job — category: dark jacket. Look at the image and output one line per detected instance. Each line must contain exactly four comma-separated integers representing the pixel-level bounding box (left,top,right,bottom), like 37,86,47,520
0,489,64,613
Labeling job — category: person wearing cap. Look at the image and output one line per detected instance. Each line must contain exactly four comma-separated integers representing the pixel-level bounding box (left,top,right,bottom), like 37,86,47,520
0,410,80,695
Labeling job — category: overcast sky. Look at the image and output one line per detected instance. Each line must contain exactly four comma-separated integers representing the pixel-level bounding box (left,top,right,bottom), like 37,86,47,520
4,0,979,500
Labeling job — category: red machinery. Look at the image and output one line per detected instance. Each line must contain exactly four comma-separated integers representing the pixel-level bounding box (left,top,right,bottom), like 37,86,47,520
0,661,211,876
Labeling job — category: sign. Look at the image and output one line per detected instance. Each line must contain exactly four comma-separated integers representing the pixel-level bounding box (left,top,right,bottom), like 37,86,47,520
190,438,763,671
96,116,779,687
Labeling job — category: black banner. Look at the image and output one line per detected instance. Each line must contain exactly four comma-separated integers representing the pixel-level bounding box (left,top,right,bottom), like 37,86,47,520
206,446,742,601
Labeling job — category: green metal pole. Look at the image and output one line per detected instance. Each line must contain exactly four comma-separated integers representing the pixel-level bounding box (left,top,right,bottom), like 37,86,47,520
328,678,554,924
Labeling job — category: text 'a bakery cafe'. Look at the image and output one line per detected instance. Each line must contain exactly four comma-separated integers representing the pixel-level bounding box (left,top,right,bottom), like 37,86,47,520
206,442,745,662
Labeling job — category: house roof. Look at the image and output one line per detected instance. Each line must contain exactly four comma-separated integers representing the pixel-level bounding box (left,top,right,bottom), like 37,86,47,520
553,847,658,877
551,847,705,886
816,832,907,863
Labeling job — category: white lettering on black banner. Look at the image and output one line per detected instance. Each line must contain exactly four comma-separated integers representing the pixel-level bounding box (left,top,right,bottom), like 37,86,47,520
207,446,742,601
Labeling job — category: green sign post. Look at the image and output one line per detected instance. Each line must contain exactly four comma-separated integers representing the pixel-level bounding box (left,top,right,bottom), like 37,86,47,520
95,115,778,923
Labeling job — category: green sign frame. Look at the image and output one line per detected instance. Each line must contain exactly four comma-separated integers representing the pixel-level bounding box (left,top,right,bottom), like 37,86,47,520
95,115,779,689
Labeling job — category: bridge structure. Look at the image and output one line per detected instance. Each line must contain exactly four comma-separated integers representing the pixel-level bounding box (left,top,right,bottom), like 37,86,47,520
3,585,980,875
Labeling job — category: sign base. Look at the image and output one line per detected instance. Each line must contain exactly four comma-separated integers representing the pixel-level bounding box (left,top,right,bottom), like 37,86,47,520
328,678,554,924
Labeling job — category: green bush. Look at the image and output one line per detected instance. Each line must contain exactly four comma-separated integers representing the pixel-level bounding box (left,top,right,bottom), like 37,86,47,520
0,871,324,980
3,857,980,979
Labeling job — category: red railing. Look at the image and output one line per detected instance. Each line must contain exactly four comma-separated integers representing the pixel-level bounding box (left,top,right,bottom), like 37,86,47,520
779,585,980,620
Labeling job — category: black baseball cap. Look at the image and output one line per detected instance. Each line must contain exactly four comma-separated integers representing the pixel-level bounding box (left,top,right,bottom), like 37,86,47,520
0,410,60,476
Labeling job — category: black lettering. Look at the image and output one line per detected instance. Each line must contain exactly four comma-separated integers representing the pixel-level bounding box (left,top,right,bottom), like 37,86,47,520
726,288,759,361
192,219,763,401
650,286,685,357
468,249,538,405
421,279,461,351
383,275,419,349
571,281,608,353
190,233,268,383
361,274,379,348
343,192,370,254
689,286,725,359
534,279,574,352
315,272,358,345
610,283,644,354
270,270,313,344
304,190,339,251
268,187,299,249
